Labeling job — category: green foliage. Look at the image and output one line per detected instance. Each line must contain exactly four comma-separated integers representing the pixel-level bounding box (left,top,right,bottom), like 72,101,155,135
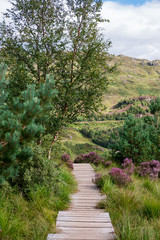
109,97,160,164
113,97,150,111
80,126,119,148
63,142,101,158
127,104,146,115
14,144,60,192
0,166,76,240
0,65,57,184
0,0,114,137
94,164,160,240
149,97,160,115
76,121,122,148
110,115,153,163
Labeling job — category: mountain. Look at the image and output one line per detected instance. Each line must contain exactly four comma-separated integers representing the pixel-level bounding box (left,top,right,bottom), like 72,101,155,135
104,55,160,112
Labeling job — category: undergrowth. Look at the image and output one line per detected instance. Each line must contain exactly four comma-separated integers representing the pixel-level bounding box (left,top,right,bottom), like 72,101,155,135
95,164,160,240
0,167,76,240
0,134,77,240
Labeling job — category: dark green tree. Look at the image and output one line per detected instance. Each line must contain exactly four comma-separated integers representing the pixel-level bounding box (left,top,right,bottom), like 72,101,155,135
149,97,160,126
110,115,153,163
0,0,113,143
0,64,57,184
146,98,160,159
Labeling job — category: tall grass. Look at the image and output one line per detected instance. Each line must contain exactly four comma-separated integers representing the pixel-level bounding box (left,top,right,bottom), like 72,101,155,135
0,168,76,240
96,168,160,240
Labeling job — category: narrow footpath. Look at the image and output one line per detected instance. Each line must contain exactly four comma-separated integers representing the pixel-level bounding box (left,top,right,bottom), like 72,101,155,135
47,163,116,240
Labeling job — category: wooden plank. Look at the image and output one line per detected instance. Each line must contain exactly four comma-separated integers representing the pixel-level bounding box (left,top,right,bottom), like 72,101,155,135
73,191,100,193
70,203,99,207
57,222,113,228
71,201,101,204
58,213,110,217
58,211,109,217
47,163,116,240
58,227,114,233
47,235,115,240
57,218,111,223
47,232,116,240
71,197,103,200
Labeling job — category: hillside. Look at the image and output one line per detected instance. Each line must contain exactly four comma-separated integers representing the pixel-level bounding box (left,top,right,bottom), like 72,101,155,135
60,55,160,154
104,55,160,111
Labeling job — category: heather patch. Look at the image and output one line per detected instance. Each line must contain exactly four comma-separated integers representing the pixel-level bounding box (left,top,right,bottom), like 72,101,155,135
74,151,111,168
94,163,160,240
109,167,132,186
61,154,73,170
122,158,134,176
137,160,160,179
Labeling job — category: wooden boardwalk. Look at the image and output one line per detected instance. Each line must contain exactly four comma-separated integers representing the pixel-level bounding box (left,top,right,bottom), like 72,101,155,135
47,163,116,240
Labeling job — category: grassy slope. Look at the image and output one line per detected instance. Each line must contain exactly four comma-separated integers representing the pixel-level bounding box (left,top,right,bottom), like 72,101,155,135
59,127,105,160
104,55,160,110
59,121,123,159
59,55,160,158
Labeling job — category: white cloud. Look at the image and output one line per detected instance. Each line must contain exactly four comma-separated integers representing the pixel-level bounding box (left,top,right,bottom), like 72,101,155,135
101,0,160,60
0,0,11,20
0,0,159,60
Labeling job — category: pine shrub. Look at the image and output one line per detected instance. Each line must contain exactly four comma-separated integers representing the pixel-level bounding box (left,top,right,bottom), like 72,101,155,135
0,64,57,185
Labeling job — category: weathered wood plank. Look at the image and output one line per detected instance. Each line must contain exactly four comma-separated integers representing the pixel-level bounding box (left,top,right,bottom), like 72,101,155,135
57,218,111,223
47,232,116,240
58,211,109,217
57,222,113,228
47,163,116,240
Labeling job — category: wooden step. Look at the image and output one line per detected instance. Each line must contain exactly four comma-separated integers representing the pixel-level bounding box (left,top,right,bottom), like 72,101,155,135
47,231,116,240
47,163,116,240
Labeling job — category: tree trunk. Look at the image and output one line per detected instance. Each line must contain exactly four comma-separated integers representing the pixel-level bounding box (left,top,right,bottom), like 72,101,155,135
48,133,58,159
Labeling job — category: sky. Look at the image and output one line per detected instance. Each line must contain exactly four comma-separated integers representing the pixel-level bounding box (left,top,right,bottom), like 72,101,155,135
108,0,147,5
101,0,160,60
0,0,160,60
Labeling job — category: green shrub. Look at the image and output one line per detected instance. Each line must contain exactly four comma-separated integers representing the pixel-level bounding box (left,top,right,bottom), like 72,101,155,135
80,126,120,149
0,65,57,185
11,143,60,193
110,115,153,163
